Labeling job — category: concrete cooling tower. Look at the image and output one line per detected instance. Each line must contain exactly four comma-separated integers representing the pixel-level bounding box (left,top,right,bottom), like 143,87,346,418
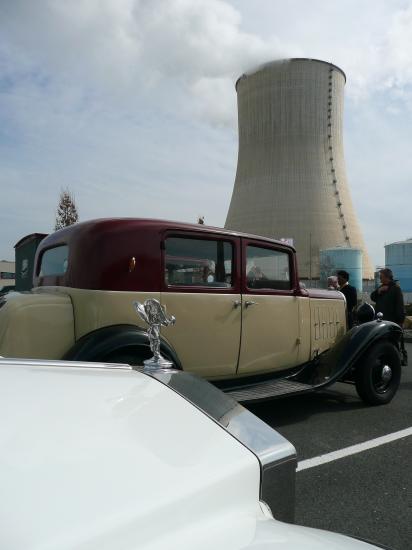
225,58,374,280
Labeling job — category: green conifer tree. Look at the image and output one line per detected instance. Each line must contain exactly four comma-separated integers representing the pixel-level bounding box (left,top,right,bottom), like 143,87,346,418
55,188,79,230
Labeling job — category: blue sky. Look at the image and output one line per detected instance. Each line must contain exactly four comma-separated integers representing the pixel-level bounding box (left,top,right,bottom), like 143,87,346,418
1,0,411,267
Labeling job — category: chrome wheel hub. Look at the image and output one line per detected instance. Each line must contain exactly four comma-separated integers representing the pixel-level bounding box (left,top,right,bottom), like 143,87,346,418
381,365,392,383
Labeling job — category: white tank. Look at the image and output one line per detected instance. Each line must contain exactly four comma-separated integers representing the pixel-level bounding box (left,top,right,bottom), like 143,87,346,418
225,58,374,280
320,247,363,292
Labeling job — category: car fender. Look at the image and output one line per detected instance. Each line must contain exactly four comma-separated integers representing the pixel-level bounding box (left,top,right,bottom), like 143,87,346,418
63,324,182,369
0,289,75,360
294,320,404,387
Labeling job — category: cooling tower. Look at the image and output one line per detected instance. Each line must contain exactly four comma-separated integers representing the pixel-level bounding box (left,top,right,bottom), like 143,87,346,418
225,58,374,280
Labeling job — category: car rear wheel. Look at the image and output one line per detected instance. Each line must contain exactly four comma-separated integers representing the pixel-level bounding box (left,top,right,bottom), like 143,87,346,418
355,341,401,405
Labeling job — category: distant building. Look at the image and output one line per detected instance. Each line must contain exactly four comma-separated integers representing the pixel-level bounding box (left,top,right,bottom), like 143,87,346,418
0,260,16,290
14,233,48,291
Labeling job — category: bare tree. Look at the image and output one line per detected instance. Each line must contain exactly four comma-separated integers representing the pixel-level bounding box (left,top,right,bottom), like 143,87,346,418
55,188,79,230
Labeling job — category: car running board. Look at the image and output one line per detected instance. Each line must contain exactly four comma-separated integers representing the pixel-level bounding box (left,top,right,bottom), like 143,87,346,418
224,378,315,403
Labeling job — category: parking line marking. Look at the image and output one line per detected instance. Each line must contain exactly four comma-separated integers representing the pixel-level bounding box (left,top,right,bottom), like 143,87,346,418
297,427,412,472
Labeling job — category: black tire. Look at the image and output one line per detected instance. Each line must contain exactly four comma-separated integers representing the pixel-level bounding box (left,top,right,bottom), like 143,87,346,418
355,341,401,405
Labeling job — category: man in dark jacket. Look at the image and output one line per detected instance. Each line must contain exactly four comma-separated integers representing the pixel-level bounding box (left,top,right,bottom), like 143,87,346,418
337,270,357,328
370,268,405,326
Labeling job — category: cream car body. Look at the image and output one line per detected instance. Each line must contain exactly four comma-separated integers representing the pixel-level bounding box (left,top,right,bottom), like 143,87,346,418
0,219,405,405
0,357,385,550
0,287,346,375
0,219,346,374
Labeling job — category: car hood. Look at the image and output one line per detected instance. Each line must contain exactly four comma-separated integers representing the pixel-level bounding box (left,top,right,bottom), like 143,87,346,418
0,360,383,550
124,513,384,550
0,360,261,550
244,518,385,550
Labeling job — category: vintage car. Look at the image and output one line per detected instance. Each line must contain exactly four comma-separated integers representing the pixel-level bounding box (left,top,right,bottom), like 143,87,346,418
0,356,392,549
0,218,407,405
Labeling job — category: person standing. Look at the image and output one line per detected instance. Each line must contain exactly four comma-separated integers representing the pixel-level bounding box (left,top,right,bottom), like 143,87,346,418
370,268,405,326
337,270,358,328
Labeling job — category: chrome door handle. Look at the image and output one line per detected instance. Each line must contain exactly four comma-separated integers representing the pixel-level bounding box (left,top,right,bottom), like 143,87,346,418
233,300,242,309
245,300,257,308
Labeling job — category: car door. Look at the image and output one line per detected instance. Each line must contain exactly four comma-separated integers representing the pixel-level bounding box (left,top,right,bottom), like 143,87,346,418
237,239,300,375
160,232,241,378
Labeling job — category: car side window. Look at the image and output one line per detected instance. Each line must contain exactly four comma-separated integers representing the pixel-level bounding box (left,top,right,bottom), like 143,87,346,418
246,245,291,290
38,246,69,277
165,237,233,287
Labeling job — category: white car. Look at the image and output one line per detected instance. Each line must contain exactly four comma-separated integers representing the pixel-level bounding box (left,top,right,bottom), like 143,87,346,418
0,357,389,549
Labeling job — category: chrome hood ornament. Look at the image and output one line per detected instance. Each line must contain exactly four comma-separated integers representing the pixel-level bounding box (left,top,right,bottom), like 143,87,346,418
133,299,176,369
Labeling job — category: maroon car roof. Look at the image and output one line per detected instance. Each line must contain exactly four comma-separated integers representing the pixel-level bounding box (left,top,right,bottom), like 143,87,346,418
33,218,297,292
40,218,296,251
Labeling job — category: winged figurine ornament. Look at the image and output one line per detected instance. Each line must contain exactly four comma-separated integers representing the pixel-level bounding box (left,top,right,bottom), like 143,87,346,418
133,299,176,369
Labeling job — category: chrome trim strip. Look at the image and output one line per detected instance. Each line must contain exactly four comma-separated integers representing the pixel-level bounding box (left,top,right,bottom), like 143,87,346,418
0,357,133,371
139,367,297,522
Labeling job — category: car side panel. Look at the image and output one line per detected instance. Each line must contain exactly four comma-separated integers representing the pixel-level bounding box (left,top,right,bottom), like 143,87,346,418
65,288,160,341
309,297,347,357
238,295,300,374
67,288,242,376
0,290,74,359
161,292,241,377
238,237,302,375
297,296,312,364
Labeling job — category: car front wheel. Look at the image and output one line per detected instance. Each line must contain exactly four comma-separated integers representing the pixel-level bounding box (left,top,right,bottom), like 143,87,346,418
355,341,401,405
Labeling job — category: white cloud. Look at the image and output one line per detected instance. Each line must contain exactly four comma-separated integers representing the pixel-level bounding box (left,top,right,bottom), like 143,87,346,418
4,0,411,124
230,0,412,107
3,0,412,119
0,0,290,126
384,4,412,86
1,0,412,265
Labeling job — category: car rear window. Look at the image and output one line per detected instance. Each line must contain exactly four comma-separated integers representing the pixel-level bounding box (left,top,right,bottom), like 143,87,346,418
39,246,69,277
165,237,233,287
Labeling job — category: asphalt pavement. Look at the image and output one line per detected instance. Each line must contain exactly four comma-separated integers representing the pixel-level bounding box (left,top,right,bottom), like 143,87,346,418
246,342,412,550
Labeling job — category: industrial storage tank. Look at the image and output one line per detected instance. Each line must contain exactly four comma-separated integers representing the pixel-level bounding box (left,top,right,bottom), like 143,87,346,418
225,58,374,281
385,239,412,292
320,247,363,292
